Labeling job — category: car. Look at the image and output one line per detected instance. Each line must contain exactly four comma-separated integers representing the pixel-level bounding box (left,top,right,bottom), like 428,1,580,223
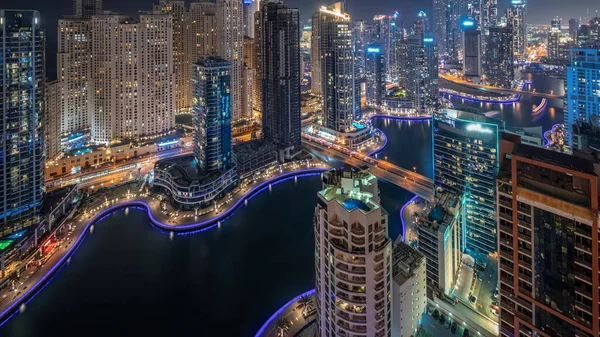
427,307,433,316
492,300,499,306
491,304,499,312
433,309,440,319
492,289,499,299
451,322,458,333
469,295,477,304
491,308,499,316
439,314,446,324
477,272,483,281
445,318,452,329
463,328,470,337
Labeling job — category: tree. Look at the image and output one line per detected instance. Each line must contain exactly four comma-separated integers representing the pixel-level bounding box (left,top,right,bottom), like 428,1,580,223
297,295,312,316
276,318,290,336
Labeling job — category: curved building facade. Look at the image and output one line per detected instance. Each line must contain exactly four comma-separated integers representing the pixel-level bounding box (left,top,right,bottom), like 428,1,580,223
314,166,393,337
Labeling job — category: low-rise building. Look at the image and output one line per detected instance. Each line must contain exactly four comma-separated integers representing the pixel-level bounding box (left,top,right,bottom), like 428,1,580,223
233,139,277,179
416,191,464,297
392,241,427,337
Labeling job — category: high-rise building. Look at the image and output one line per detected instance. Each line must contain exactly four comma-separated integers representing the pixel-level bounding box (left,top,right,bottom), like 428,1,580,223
314,166,393,337
314,2,361,132
414,10,429,36
547,17,562,61
485,25,514,88
565,47,600,149
482,0,498,34
505,0,527,64
45,81,62,160
73,0,102,19
242,0,259,38
91,14,175,144
392,242,427,337
186,1,217,60
0,9,45,234
399,27,439,112
416,191,464,296
260,0,301,158
57,18,93,136
462,19,482,79
216,0,245,122
252,10,263,112
432,0,448,56
153,1,189,113
365,44,385,107
373,12,403,82
353,20,367,77
569,18,580,40
242,36,255,119
192,57,233,172
433,109,503,256
310,10,322,96
496,143,599,337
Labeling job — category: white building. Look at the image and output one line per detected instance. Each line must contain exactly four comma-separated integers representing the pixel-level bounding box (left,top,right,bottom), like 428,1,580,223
57,18,93,135
91,14,175,144
314,166,393,337
392,241,427,337
216,0,245,122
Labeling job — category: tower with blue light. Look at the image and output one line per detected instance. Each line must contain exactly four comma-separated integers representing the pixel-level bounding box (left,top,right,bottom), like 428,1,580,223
0,9,46,234
365,44,385,107
462,18,482,80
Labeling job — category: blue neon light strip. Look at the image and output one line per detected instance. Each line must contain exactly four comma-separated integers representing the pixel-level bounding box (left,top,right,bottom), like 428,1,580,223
253,289,316,337
0,168,327,325
157,139,179,147
399,195,419,243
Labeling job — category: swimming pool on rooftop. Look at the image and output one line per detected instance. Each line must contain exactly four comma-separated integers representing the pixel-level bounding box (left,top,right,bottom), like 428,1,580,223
343,198,371,212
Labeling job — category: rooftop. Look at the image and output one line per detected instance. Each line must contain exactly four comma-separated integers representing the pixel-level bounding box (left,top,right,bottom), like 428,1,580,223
418,191,461,235
512,143,596,175
319,166,380,215
392,241,425,286
155,155,227,186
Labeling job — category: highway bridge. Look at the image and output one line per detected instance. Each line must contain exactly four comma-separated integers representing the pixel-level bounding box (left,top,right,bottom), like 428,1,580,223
439,75,564,99
302,134,434,201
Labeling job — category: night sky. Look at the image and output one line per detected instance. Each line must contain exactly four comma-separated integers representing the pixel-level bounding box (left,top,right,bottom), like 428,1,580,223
7,0,600,79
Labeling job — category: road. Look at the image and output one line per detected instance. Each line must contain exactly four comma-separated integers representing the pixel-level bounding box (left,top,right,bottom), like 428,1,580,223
440,73,563,99
302,134,434,201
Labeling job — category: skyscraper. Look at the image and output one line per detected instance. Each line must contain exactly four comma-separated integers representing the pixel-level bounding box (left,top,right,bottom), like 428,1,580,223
462,18,482,79
260,0,301,158
91,14,175,144
433,109,503,256
0,9,45,233
314,2,361,132
73,0,102,19
153,0,189,113
192,57,233,172
242,0,260,38
505,0,527,64
57,18,93,136
314,166,393,337
547,17,562,61
216,0,245,122
485,25,514,88
399,15,439,113
186,1,217,61
565,47,600,149
373,12,403,82
432,0,448,56
253,10,263,111
45,81,62,160
496,143,599,337
365,44,385,107
310,10,322,96
569,18,580,40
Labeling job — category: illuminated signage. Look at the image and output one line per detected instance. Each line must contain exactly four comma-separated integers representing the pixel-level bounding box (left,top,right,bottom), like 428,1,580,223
463,20,474,27
466,123,493,134
423,37,434,43
158,139,179,147
367,47,381,53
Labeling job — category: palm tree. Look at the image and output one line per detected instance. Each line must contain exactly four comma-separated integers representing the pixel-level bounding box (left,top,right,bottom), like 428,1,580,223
276,318,290,336
297,295,312,316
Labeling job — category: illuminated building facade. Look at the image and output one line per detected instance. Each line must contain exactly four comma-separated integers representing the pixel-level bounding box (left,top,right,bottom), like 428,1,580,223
0,9,45,234
485,25,513,88
365,44,385,108
565,47,600,149
547,17,562,61
433,109,503,256
496,143,599,337
216,0,245,121
313,2,361,132
314,166,393,337
91,14,175,144
505,0,527,64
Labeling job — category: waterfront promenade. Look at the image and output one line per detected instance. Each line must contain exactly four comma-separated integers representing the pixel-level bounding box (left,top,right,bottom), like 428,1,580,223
0,161,328,325
255,289,317,337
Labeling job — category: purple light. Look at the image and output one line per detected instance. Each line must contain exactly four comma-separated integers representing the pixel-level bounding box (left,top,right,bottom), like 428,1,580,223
0,168,328,325
253,289,316,337
441,91,520,105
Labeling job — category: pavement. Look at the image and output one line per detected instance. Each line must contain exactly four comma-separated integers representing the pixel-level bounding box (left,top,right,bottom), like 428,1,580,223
400,196,426,246
420,313,466,337
254,290,317,337
0,161,328,325
471,256,499,321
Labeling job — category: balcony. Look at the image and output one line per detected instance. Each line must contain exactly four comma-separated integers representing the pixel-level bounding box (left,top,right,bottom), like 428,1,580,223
336,262,366,275
517,232,532,242
575,242,592,253
515,310,533,325
336,291,366,305
374,225,385,234
337,310,367,324
499,212,512,221
351,225,365,236
351,236,366,246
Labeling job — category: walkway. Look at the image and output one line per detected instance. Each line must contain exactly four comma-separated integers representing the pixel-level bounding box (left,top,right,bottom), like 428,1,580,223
440,73,564,99
0,162,328,326
254,289,317,337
